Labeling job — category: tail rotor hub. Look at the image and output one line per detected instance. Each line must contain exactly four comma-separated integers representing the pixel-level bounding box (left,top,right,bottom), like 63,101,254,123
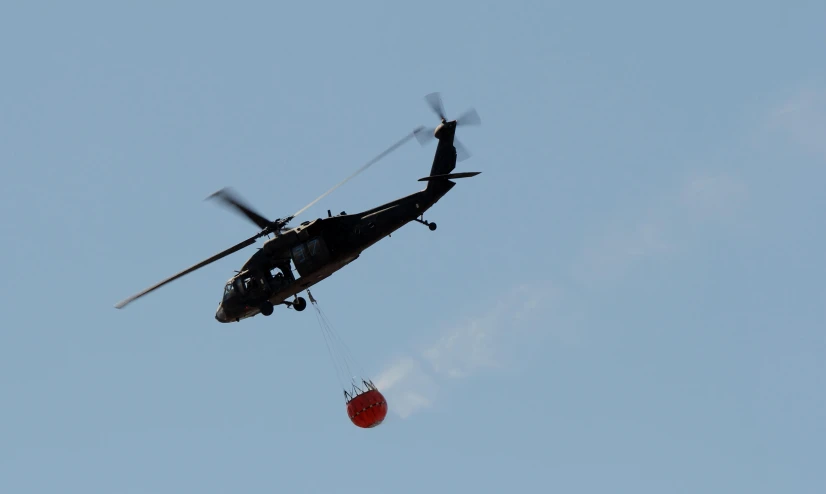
434,119,457,140
416,92,480,161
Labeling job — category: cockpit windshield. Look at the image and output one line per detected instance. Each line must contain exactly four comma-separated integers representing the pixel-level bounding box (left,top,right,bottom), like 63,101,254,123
224,274,253,301
223,282,235,301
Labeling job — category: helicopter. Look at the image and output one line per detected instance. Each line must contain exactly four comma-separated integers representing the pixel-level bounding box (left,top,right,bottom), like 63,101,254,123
114,92,482,322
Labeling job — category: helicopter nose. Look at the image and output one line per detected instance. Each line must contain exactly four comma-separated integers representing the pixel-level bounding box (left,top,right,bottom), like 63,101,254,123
215,305,228,323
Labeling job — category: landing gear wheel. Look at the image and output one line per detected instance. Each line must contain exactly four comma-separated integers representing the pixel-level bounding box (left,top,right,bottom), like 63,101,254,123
293,297,307,312
260,301,274,316
428,222,437,231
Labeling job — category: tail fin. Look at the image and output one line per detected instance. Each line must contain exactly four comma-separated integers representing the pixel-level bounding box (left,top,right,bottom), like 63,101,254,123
427,136,458,178
413,93,481,193
422,127,465,194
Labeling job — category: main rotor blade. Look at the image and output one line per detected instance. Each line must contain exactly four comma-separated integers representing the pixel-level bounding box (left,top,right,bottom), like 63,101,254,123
425,92,445,121
114,234,259,309
290,127,425,220
207,187,272,230
456,108,481,126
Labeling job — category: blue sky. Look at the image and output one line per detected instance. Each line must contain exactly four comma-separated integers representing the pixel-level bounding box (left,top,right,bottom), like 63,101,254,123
2,1,825,492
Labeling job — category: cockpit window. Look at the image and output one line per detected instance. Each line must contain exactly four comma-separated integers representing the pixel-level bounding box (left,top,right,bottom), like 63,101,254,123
223,282,235,300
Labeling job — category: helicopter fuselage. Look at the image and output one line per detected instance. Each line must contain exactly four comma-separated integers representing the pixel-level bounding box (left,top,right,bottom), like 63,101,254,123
215,141,459,323
113,93,481,319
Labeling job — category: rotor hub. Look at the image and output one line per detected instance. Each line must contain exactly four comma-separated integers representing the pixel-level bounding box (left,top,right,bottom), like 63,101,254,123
433,120,456,140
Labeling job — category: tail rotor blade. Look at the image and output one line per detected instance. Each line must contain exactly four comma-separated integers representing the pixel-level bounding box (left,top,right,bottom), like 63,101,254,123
414,126,436,146
425,92,446,120
456,108,481,126
454,137,472,162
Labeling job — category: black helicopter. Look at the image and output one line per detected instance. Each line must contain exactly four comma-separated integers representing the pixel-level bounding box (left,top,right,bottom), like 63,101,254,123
115,93,481,322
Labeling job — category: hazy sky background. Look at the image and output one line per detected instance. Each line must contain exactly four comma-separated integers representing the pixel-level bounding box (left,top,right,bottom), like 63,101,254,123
2,1,825,493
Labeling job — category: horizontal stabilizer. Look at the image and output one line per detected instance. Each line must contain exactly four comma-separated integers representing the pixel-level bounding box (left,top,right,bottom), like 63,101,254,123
417,172,481,182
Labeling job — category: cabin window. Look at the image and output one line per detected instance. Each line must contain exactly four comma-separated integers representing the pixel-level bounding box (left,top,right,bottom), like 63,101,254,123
292,244,307,264
307,238,321,256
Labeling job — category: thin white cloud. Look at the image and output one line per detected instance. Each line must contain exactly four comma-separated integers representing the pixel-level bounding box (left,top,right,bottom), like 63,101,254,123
769,87,826,159
573,218,672,283
681,174,748,220
423,282,558,378
423,311,501,379
373,357,438,419
373,282,556,419
373,357,418,390
572,173,748,284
